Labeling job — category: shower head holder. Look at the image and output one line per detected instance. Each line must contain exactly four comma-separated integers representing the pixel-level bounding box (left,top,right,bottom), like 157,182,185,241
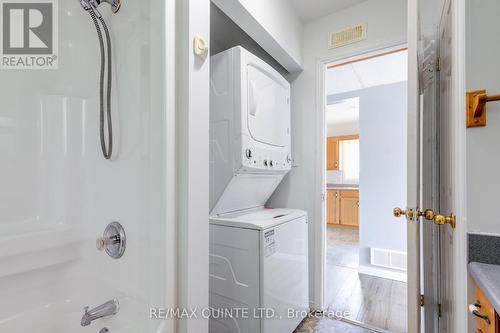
80,0,121,15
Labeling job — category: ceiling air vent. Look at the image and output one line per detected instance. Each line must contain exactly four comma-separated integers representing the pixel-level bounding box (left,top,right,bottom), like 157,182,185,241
328,23,367,49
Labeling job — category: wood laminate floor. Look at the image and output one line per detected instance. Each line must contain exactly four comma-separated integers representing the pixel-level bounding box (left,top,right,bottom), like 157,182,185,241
294,317,377,333
324,226,407,333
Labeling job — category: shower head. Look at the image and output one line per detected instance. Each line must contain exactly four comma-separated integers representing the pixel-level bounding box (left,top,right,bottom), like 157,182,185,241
79,0,121,16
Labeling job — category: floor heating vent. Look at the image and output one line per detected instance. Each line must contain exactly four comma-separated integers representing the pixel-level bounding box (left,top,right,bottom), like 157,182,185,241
370,248,407,271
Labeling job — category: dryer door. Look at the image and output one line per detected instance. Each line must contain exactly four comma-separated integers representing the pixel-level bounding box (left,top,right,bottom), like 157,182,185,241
247,64,290,147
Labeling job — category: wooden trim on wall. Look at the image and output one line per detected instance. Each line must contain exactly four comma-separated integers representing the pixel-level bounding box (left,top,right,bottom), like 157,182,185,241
327,134,359,141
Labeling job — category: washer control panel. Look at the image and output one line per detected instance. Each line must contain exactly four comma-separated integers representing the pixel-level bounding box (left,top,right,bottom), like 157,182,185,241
242,146,290,171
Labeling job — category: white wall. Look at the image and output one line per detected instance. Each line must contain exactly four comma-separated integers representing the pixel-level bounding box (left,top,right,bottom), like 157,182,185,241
268,0,407,308
212,0,303,71
465,3,500,328
327,82,407,266
326,122,359,136
358,83,408,263
466,0,500,236
210,4,289,77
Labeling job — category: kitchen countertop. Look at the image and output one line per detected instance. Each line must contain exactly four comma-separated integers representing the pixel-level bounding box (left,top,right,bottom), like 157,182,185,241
469,262,500,314
327,184,359,190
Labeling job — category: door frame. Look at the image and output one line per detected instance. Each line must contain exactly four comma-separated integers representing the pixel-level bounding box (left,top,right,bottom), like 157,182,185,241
176,0,210,333
314,0,469,330
313,42,408,311
435,0,468,331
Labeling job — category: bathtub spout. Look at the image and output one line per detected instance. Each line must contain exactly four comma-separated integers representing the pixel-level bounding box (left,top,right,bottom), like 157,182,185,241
80,299,119,326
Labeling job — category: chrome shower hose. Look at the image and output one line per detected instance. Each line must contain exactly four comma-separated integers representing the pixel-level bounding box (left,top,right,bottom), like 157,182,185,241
89,9,113,160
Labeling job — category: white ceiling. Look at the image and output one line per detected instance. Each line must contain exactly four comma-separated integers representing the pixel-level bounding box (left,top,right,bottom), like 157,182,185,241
326,97,360,126
326,50,408,96
289,0,368,23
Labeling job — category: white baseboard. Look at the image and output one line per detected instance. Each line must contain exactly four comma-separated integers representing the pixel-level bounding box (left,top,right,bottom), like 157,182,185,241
358,264,407,283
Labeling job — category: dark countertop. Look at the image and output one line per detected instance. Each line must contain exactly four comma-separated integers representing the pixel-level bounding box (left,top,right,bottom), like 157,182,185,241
469,262,500,314
327,184,359,190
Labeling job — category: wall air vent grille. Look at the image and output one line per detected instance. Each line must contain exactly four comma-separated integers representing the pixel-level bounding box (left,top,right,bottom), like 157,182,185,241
370,248,407,271
328,23,367,49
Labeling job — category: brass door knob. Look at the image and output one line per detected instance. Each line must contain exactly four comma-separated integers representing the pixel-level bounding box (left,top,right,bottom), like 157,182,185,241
433,213,456,229
393,207,406,217
420,209,436,221
393,207,417,220
393,207,456,229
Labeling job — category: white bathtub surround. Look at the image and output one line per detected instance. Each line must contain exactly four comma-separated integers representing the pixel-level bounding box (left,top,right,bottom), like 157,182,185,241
0,0,175,331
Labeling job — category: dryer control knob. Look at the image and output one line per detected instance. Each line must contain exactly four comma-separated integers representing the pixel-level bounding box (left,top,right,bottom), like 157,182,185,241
263,160,268,166
269,160,274,167
245,149,252,159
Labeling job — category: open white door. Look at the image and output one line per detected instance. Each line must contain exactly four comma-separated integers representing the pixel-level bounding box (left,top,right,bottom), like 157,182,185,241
419,38,442,332
404,1,459,332
437,1,459,330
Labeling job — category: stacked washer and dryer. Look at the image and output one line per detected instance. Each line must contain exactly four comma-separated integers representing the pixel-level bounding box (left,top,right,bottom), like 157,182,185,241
209,46,309,333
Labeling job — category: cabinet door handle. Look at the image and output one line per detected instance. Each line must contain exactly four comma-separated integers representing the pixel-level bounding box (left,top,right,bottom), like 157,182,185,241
469,303,491,325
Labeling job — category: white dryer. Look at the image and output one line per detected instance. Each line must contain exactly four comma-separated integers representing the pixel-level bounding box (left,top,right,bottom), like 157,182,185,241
209,46,309,333
210,46,292,216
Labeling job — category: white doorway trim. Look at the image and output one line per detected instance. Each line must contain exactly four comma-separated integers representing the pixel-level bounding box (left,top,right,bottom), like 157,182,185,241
313,43,408,311
445,0,468,331
176,0,210,333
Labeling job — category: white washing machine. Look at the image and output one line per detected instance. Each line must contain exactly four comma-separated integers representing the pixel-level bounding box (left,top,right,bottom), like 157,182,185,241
210,208,309,333
209,46,309,333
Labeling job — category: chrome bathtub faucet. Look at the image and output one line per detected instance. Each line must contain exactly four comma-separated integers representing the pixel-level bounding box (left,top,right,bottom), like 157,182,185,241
81,299,119,326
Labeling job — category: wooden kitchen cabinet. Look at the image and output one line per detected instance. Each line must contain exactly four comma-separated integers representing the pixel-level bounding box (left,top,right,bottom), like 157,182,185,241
339,190,359,226
327,189,358,227
326,137,339,170
326,135,359,171
473,285,500,333
327,190,340,225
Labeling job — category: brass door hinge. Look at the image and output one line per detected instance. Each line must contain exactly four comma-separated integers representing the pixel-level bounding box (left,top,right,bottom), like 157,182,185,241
436,57,441,72
420,294,425,307
438,303,442,317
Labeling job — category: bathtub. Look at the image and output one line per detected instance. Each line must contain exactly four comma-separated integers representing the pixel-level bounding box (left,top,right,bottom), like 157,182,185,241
0,221,81,278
